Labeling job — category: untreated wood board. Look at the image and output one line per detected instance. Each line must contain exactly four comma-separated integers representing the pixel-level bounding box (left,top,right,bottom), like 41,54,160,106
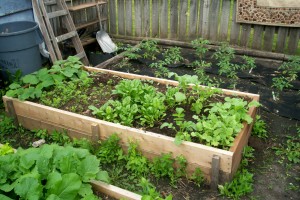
108,0,117,34
143,0,151,37
252,25,264,50
201,0,210,39
125,0,132,36
188,0,198,39
230,1,240,45
263,26,275,51
117,0,125,35
152,0,159,37
208,0,220,41
276,27,288,53
134,0,142,37
287,28,300,54
170,0,179,39
159,0,168,38
178,0,188,40
219,0,231,42
240,24,252,47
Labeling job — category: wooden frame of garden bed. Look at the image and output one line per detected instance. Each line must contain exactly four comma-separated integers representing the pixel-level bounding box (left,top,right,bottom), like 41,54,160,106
3,67,259,187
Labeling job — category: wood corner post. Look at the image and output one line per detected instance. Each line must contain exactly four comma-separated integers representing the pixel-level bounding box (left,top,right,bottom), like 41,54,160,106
91,124,100,142
210,154,220,190
6,100,19,126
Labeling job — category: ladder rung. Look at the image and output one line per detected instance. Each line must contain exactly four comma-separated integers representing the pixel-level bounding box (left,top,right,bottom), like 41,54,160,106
48,10,68,19
68,1,107,11
56,31,77,42
75,51,86,59
75,17,108,30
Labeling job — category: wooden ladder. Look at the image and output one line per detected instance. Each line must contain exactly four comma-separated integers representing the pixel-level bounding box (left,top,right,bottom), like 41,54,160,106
32,0,89,65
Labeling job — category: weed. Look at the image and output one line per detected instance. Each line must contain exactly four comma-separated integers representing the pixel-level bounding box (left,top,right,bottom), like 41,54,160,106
139,177,173,200
252,115,268,139
190,168,205,187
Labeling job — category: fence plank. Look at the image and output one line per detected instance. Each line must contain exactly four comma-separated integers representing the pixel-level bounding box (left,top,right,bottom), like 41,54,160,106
152,0,159,37
170,0,179,39
178,0,188,40
134,0,142,37
108,0,117,34
263,26,275,51
117,0,125,35
143,0,151,36
160,0,168,38
251,25,264,50
201,0,210,38
240,24,251,47
287,28,300,55
188,0,199,39
219,0,231,42
229,1,240,45
125,0,132,36
208,0,220,41
276,27,288,53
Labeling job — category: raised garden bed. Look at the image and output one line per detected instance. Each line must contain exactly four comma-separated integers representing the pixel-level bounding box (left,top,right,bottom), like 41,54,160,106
3,66,259,185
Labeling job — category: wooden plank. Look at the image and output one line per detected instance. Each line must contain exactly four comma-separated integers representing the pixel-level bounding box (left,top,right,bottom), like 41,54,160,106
159,0,168,38
287,28,300,55
56,31,77,42
218,0,231,42
201,0,210,39
229,0,240,45
6,100,18,126
170,0,179,39
178,0,188,40
276,27,288,53
75,18,108,30
263,26,275,51
108,0,117,34
152,0,159,37
68,2,107,11
90,181,142,200
251,25,264,50
240,24,252,47
117,0,125,35
208,0,221,41
134,0,142,37
47,10,68,19
210,155,220,190
188,0,198,39
91,124,100,141
125,0,133,36
143,0,151,36
198,0,204,37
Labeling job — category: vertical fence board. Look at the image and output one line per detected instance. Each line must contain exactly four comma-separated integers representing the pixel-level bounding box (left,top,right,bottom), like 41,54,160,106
117,0,125,35
219,0,230,42
170,0,179,39
240,24,251,47
208,0,220,41
125,0,132,36
178,0,188,40
276,27,288,53
188,0,199,39
198,0,204,37
152,0,159,37
160,0,168,38
143,0,151,36
135,0,142,36
263,26,275,51
108,0,117,34
229,1,240,45
102,2,108,31
201,0,210,38
251,25,264,50
287,28,300,54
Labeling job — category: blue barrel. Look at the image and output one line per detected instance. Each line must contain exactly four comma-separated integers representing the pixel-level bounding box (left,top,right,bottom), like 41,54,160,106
0,21,43,80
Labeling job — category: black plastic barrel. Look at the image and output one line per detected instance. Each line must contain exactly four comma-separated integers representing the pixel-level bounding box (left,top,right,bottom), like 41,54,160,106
0,21,43,80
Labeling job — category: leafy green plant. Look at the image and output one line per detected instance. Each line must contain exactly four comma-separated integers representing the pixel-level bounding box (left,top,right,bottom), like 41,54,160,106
149,60,170,78
190,167,205,187
190,60,212,86
163,47,184,65
0,143,14,156
191,38,210,60
252,115,268,139
139,40,160,60
272,56,300,91
139,178,173,200
272,131,300,164
6,56,89,101
0,115,16,136
150,153,175,180
0,144,109,199
241,55,256,73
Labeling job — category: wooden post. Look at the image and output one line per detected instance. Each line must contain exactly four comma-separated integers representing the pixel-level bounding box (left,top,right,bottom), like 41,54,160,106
6,100,19,126
211,155,220,190
91,123,100,142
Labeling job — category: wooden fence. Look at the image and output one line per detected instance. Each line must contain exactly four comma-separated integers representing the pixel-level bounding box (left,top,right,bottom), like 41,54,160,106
43,0,300,55
107,0,300,55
